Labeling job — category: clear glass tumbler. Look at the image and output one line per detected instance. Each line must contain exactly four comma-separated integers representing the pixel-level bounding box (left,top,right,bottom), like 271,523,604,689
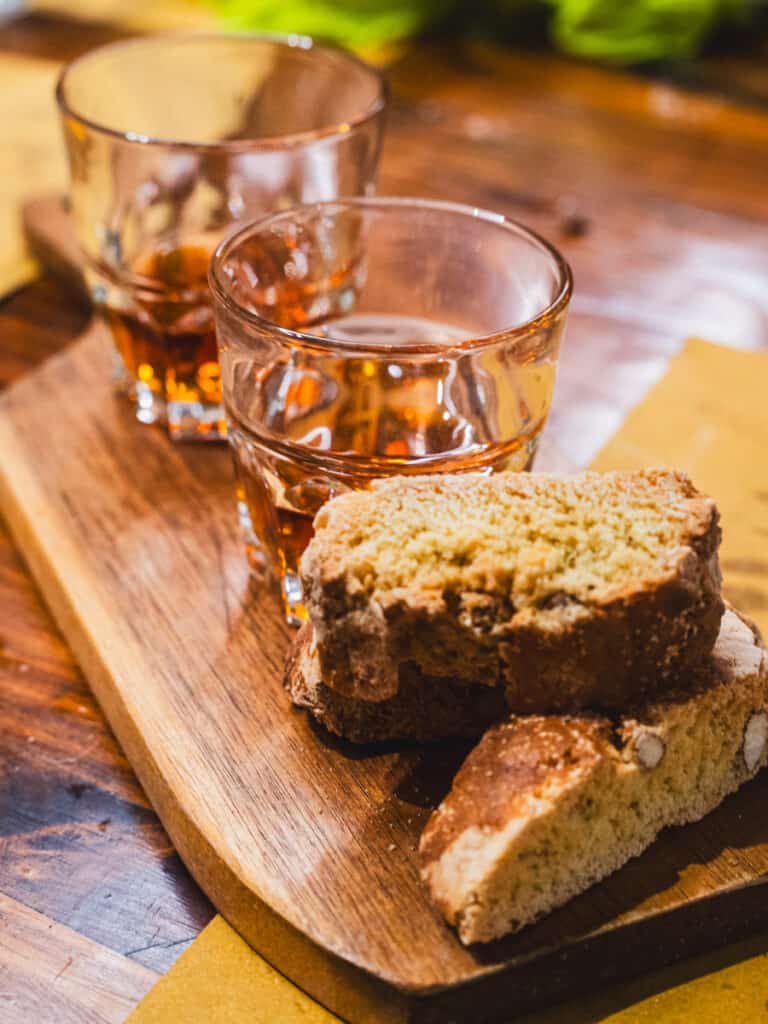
210,197,572,622
56,33,386,440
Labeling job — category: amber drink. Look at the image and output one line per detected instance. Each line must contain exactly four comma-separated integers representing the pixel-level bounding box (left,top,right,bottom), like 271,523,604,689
98,241,221,435
211,199,572,622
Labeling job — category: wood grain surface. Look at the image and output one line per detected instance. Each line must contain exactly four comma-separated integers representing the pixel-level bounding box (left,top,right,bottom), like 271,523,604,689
0,277,215,994
2,9,768,1023
0,499,213,975
2,325,768,1024
0,892,158,1023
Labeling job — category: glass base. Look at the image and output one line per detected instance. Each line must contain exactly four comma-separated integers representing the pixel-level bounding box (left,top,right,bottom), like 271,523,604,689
167,400,227,442
237,498,306,626
282,573,307,628
135,379,163,425
112,349,226,441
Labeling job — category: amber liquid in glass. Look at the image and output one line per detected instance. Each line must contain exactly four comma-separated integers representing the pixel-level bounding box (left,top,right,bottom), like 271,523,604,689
227,314,554,622
97,243,224,440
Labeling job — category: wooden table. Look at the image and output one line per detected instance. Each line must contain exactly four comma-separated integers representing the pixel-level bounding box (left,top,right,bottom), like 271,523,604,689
2,12,768,1022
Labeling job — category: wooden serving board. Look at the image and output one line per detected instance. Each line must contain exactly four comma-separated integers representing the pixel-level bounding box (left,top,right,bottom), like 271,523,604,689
2,328,768,1024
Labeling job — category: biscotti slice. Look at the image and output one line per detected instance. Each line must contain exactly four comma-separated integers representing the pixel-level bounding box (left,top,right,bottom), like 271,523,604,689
301,468,723,710
419,608,767,944
285,624,507,744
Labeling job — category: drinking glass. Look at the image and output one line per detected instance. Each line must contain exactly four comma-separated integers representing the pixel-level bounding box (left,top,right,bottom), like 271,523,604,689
56,33,386,440
210,197,572,622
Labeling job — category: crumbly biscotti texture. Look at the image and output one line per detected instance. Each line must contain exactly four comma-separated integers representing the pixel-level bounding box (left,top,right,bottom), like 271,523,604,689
419,608,767,945
301,469,723,709
284,625,507,744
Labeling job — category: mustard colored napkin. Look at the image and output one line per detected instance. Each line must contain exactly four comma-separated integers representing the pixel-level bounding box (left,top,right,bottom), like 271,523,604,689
125,916,339,1024
592,338,768,637
0,54,66,296
129,337,768,1021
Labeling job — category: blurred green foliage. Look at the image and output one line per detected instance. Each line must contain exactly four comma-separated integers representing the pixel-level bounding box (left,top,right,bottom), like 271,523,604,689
212,0,451,48
549,0,748,62
210,0,753,63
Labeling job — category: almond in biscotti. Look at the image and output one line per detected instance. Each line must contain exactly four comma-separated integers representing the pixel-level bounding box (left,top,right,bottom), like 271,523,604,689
301,468,723,710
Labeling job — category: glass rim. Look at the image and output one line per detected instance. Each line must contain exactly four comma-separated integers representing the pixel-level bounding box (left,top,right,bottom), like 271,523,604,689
209,196,574,356
55,31,388,152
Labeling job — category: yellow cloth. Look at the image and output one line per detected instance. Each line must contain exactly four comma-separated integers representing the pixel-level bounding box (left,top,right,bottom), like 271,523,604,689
125,917,339,1024
0,54,66,296
593,338,768,637
129,338,768,1022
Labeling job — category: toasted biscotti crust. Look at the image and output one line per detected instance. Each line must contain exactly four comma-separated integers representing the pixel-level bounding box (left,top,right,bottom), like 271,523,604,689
284,625,507,744
301,469,723,710
419,608,768,944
